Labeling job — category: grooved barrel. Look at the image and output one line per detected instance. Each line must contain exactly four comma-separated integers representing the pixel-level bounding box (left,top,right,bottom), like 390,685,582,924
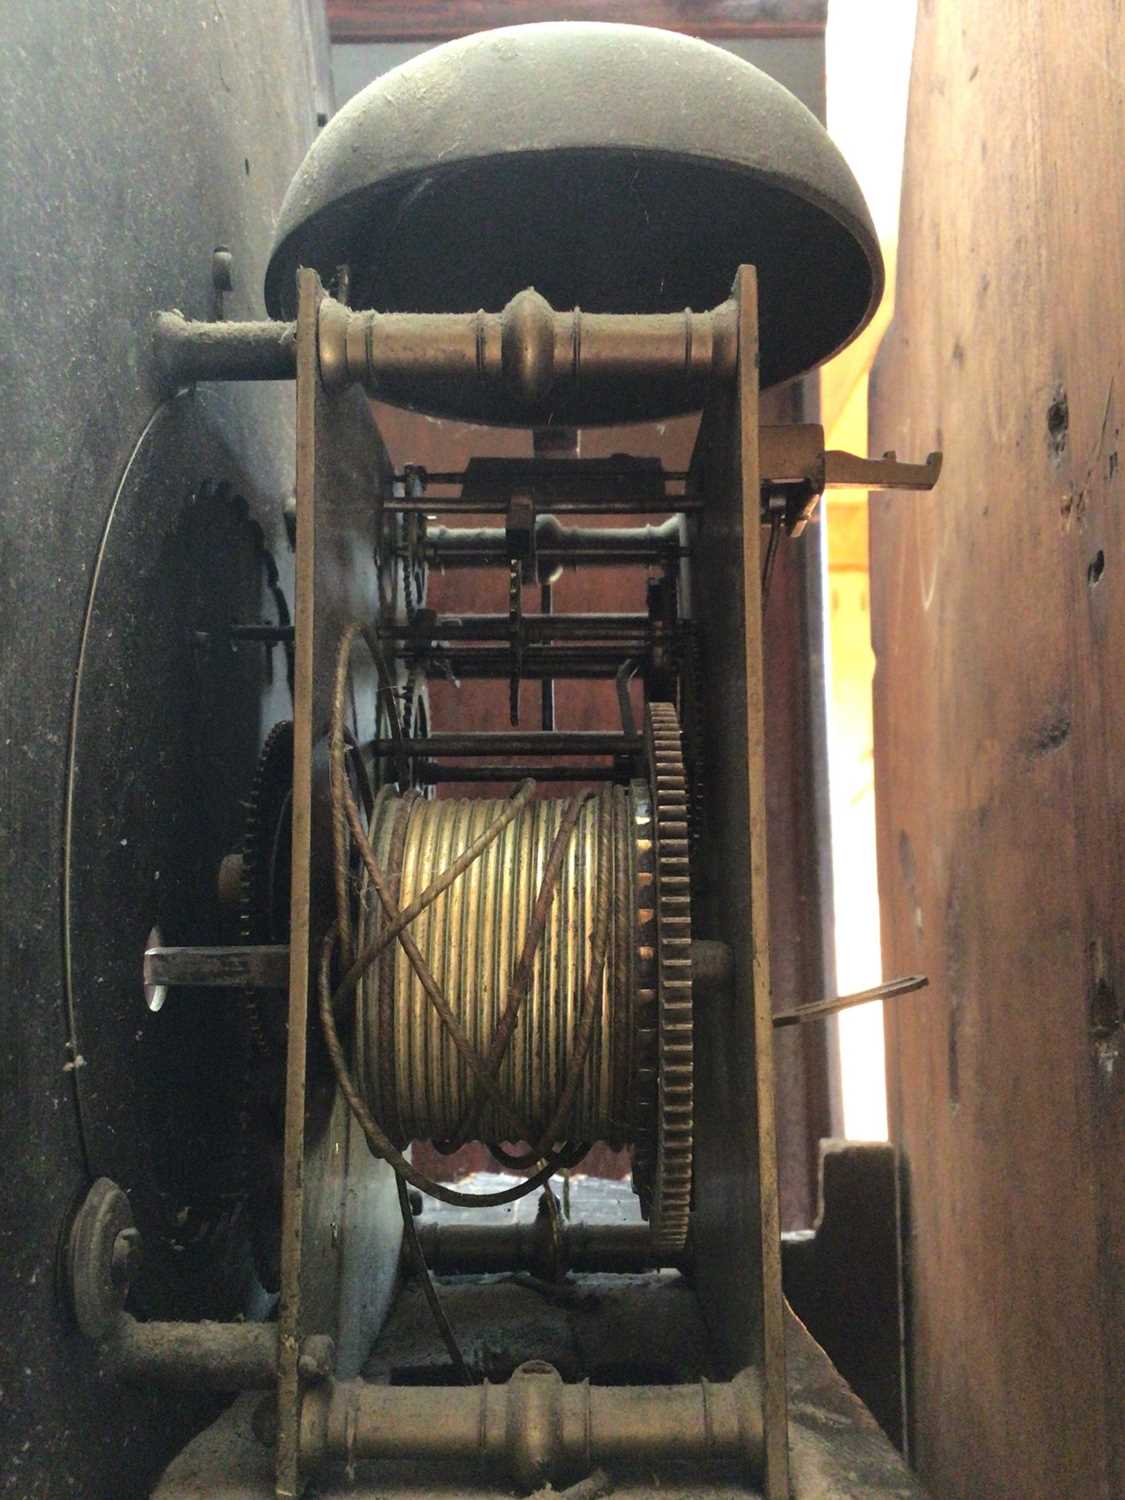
355,786,637,1149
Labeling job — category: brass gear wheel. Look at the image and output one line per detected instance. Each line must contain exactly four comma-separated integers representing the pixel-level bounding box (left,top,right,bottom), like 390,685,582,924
634,702,694,1253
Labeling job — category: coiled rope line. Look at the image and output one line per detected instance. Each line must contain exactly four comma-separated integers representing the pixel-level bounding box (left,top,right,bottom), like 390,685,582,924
318,622,615,1209
360,789,630,1159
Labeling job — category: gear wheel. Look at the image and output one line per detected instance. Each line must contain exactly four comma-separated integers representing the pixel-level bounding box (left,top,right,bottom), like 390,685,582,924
238,720,293,1291
679,622,706,882
633,702,694,1253
240,720,294,1057
240,720,294,946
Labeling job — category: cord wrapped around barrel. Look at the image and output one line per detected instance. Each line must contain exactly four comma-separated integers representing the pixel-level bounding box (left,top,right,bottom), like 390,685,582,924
354,786,636,1155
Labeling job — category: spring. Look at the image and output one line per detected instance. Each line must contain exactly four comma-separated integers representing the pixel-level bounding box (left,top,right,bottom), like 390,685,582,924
354,785,636,1152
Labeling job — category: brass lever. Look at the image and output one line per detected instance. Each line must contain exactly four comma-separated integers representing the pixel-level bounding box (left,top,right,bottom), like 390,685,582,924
760,424,942,534
824,448,943,491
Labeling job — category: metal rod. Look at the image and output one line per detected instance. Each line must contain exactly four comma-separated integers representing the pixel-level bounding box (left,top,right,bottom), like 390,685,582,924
399,471,692,488
156,280,740,405
300,1364,763,1491
380,614,649,643
540,581,555,731
372,733,641,757
414,762,626,783
422,517,687,569
385,497,702,515
107,1315,280,1391
142,944,290,991
317,287,738,406
772,974,929,1028
421,545,690,567
413,1220,686,1276
415,647,641,680
154,312,297,386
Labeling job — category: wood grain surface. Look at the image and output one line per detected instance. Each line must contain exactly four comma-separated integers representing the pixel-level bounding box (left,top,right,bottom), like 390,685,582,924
870,5,1123,1498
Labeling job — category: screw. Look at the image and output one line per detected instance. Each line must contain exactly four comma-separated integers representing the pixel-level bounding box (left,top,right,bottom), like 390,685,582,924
110,1227,144,1289
211,247,234,322
211,247,234,295
298,1334,336,1384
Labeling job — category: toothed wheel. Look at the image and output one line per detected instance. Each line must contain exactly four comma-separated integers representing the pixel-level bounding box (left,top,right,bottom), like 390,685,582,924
238,720,293,1291
633,702,694,1253
240,720,294,1061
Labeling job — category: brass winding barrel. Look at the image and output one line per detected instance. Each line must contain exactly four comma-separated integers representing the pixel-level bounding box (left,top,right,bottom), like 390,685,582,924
355,787,636,1149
